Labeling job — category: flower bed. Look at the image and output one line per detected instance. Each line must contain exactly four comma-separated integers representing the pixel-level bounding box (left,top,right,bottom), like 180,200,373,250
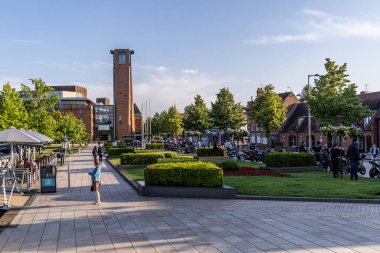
224,167,288,177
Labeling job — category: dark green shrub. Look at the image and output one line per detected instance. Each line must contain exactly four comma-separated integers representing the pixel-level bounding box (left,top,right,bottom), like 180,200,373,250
265,152,316,167
217,160,240,171
146,143,164,149
104,142,114,151
107,148,134,156
145,162,223,188
197,147,226,157
120,153,164,165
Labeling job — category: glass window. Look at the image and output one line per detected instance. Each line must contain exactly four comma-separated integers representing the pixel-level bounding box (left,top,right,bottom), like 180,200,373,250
118,52,126,64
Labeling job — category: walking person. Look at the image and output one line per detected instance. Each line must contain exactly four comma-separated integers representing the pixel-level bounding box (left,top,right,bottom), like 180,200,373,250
347,139,360,180
370,144,379,161
88,160,102,205
92,145,98,162
97,142,104,163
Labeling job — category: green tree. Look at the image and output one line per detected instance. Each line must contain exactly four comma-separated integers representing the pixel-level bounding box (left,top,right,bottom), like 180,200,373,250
21,79,60,138
183,95,210,133
55,113,88,143
305,58,372,127
165,105,183,137
209,87,245,131
0,83,29,130
249,84,287,138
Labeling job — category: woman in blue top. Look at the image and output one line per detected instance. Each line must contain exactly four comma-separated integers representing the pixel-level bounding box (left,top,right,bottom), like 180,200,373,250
88,160,102,205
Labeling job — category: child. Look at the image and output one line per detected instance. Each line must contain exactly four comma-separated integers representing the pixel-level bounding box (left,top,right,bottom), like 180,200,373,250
88,161,102,205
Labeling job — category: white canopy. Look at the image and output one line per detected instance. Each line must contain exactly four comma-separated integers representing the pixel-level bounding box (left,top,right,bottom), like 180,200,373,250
0,127,43,144
26,130,52,143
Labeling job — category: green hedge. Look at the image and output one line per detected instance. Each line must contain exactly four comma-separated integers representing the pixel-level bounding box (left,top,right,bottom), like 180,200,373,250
216,160,240,171
146,143,164,149
107,147,134,156
121,153,164,165
145,162,223,188
197,147,226,157
265,152,316,167
157,158,197,163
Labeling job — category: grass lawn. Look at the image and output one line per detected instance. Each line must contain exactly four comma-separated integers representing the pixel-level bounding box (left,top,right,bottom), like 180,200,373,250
121,168,145,181
107,156,120,165
225,172,380,199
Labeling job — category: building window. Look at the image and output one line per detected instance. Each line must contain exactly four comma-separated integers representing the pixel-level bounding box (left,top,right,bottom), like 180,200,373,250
289,135,296,146
364,116,372,127
118,52,126,64
306,135,315,147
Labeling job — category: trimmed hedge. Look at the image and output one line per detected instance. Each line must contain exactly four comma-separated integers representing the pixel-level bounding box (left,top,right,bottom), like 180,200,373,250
146,143,164,149
121,153,164,165
197,147,226,157
158,158,197,163
145,162,223,188
265,152,316,167
216,160,240,171
107,147,134,156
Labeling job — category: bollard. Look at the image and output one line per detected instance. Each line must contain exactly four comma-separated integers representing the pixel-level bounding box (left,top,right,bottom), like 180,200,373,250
68,165,71,188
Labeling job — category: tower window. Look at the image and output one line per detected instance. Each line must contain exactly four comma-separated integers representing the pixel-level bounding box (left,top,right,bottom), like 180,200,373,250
118,52,126,64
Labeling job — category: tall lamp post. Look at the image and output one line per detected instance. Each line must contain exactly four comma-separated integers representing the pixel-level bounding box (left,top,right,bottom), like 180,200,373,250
307,74,319,151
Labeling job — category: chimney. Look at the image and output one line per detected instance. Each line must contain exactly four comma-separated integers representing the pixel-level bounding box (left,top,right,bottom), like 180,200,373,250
257,87,264,97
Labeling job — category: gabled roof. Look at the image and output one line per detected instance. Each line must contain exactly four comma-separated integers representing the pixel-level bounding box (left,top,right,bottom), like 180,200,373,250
278,92,292,101
134,103,142,115
358,91,380,119
280,103,308,132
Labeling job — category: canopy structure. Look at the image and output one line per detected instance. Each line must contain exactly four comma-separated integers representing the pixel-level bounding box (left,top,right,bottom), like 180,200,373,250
28,130,53,143
0,127,44,163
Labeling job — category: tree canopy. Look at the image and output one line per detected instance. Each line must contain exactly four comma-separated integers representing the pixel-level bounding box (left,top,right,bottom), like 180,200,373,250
0,83,29,130
209,87,245,131
249,84,287,138
183,95,209,133
166,105,183,137
305,58,372,127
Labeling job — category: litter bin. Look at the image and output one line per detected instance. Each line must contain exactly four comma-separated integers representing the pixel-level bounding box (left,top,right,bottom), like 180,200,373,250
40,165,57,193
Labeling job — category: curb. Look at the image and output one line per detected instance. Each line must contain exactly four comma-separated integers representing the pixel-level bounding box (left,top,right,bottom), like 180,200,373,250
104,159,139,192
236,195,380,204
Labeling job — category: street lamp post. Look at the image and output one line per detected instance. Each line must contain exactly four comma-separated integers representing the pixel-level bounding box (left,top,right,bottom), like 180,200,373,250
307,74,319,151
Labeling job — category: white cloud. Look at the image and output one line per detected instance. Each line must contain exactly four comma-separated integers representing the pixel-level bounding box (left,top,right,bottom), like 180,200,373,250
134,66,226,114
246,33,320,44
246,9,380,44
135,63,170,72
181,69,199,75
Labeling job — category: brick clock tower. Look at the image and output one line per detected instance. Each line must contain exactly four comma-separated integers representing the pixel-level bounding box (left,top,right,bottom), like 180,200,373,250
110,49,135,140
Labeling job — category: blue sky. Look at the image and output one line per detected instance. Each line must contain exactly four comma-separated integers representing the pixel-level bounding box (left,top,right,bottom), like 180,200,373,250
1,0,380,113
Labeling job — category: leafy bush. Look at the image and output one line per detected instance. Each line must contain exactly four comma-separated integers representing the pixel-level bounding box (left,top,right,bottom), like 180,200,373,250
121,153,164,165
162,152,177,158
104,142,114,151
158,158,197,163
197,147,226,157
107,147,134,156
217,160,240,171
265,152,316,167
146,143,164,149
145,162,223,188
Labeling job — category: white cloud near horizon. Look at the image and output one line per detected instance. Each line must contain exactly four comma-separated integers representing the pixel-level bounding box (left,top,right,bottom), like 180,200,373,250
134,66,223,114
246,9,380,44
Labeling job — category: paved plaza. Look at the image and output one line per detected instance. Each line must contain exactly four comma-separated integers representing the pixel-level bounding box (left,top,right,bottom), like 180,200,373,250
0,148,380,252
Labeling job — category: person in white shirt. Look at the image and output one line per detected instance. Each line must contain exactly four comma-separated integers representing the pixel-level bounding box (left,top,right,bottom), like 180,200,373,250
370,144,379,161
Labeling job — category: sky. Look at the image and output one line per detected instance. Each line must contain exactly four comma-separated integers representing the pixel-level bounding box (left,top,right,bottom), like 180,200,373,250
1,0,380,114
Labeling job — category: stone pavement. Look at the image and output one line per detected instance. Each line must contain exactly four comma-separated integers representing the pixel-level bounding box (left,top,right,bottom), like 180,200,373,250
1,147,380,252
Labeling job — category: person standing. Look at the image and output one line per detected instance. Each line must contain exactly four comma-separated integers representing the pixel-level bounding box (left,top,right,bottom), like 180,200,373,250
97,142,104,163
88,161,102,205
347,139,360,180
92,146,98,162
370,144,379,161
331,144,340,178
